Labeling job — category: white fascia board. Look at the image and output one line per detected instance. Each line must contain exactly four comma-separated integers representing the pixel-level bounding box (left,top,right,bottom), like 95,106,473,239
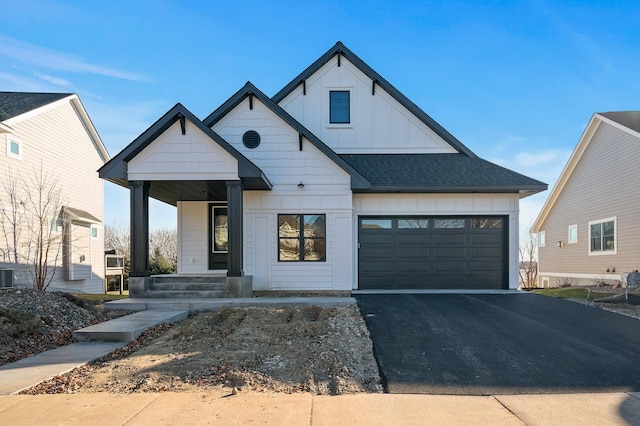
531,114,602,232
69,95,110,163
596,113,640,139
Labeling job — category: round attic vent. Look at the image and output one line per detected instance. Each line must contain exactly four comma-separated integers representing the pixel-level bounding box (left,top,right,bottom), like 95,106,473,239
242,130,261,149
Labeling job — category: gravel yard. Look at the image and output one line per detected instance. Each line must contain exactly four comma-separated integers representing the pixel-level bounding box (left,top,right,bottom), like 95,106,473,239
0,288,127,366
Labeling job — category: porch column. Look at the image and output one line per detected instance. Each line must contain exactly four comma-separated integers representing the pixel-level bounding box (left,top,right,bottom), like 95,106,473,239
129,180,150,277
226,180,244,277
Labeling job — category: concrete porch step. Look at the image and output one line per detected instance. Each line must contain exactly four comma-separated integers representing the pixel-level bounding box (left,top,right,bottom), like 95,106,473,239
152,275,227,284
147,281,228,292
73,310,188,342
105,297,358,313
144,290,230,298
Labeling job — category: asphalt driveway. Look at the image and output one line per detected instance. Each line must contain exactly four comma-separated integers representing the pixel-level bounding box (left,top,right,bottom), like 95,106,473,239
355,293,640,395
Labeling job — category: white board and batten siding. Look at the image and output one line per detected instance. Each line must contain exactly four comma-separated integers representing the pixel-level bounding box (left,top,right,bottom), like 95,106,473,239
178,96,353,290
353,194,521,289
1,97,106,293
128,120,239,181
277,55,458,154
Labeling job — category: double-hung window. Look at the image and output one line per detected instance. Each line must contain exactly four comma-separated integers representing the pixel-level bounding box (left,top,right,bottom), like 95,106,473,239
278,214,326,261
329,91,350,124
589,217,616,254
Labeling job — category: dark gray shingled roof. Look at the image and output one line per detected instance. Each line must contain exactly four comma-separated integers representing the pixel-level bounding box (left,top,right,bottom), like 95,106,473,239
339,154,547,197
600,111,640,134
0,92,71,121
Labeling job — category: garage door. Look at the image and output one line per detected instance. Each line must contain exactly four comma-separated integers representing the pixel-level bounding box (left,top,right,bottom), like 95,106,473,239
358,216,507,290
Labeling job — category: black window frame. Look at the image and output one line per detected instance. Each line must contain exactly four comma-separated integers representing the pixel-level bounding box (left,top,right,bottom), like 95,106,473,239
278,214,326,262
329,91,350,124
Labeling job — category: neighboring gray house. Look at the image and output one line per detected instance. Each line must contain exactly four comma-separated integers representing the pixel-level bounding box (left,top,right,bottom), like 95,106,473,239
532,111,640,287
100,42,546,295
0,92,109,293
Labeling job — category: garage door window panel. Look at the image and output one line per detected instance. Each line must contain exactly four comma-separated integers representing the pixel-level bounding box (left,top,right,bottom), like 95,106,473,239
434,219,465,228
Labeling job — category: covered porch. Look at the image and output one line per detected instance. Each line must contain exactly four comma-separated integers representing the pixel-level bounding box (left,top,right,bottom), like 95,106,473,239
98,104,272,297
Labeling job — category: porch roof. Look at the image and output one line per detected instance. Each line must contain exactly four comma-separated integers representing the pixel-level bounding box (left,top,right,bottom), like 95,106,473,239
98,103,272,205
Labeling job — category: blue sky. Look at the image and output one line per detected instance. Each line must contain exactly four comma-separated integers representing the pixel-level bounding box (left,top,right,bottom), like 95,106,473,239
1,0,639,234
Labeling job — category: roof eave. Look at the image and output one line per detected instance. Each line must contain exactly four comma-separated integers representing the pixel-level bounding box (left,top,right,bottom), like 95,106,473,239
353,184,547,195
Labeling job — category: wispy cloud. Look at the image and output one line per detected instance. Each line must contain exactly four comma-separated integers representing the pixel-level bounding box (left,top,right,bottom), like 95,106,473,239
34,72,73,88
0,35,145,81
0,71,49,91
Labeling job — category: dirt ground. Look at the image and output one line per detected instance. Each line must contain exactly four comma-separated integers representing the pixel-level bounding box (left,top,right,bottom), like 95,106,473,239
5,285,640,397
22,305,383,395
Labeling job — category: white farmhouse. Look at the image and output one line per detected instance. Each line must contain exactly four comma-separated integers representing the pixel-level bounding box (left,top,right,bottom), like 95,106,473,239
100,42,546,296
0,92,109,293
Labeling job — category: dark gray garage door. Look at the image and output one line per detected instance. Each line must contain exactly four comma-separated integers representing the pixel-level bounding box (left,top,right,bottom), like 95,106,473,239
358,216,507,289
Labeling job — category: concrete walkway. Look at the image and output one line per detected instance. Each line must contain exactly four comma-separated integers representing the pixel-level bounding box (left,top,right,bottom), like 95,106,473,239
73,310,188,342
1,391,640,425
0,310,189,395
0,342,123,395
106,296,357,312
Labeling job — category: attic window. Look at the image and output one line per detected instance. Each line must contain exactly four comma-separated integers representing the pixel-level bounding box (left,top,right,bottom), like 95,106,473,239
6,136,22,160
329,91,350,124
242,130,261,149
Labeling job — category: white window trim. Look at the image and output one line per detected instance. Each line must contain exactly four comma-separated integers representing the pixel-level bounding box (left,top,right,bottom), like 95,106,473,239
538,231,545,247
6,135,22,160
568,224,578,244
588,216,617,256
326,87,353,129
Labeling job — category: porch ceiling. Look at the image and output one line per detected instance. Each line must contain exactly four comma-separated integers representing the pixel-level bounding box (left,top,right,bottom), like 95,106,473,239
148,180,267,206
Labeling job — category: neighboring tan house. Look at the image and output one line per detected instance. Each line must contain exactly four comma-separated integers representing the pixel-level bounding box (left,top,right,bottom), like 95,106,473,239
100,42,546,295
532,111,640,288
0,92,110,293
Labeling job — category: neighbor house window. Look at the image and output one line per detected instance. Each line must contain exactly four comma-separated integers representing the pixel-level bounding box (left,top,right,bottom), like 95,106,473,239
6,136,22,160
278,214,326,261
91,226,98,239
538,231,546,247
589,217,616,255
568,224,577,244
329,91,350,123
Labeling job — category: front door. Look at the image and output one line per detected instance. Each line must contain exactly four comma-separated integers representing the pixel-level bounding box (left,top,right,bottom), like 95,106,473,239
208,204,228,270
